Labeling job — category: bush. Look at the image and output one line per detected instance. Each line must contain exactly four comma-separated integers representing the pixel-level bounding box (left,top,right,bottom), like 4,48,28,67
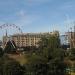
0,47,4,57
0,56,25,75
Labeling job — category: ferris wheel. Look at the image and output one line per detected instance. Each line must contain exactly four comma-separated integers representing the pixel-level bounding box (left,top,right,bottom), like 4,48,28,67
0,24,23,35
0,23,22,33
0,23,23,40
0,23,23,49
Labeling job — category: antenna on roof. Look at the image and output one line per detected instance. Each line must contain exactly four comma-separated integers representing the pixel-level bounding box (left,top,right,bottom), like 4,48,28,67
65,14,70,28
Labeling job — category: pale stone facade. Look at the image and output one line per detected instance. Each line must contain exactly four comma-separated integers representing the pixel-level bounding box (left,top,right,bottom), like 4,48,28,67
66,32,75,48
3,31,59,47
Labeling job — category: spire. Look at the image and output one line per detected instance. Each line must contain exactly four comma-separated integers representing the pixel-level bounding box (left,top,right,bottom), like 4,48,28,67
6,29,7,37
74,25,75,39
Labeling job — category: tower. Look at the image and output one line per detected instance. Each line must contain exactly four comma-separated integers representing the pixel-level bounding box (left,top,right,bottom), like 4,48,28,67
74,25,75,48
3,30,8,48
6,29,7,37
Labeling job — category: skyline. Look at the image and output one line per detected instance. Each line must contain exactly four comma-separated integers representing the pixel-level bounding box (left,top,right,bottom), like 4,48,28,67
0,0,75,35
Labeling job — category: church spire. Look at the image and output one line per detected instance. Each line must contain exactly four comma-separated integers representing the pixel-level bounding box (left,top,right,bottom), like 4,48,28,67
6,29,7,37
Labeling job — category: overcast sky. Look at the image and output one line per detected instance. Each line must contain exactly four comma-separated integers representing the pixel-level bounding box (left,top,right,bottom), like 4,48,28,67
0,0,75,35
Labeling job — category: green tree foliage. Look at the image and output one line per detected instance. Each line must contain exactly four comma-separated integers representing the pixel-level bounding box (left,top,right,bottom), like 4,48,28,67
25,35,66,75
69,48,75,60
0,47,4,57
39,35,60,50
0,55,25,75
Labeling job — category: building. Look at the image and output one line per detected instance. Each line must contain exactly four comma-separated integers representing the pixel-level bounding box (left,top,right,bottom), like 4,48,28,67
60,35,70,49
60,35,69,45
66,32,75,49
3,31,59,47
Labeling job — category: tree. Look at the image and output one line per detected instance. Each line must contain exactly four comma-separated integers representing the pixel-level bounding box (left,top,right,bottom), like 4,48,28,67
69,48,75,60
38,35,60,50
0,47,4,57
0,55,25,75
3,61,25,75
25,35,66,75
